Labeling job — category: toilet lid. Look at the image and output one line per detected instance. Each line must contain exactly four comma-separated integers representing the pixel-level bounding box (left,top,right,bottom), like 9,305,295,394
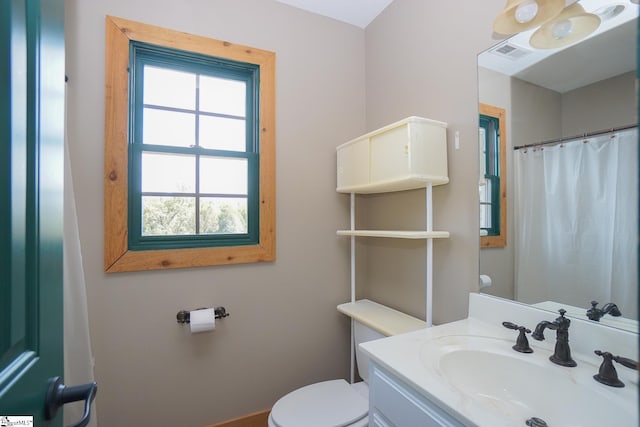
270,379,368,427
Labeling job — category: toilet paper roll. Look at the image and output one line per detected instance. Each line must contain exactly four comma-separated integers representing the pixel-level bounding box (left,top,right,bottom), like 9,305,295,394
479,275,492,290
190,308,216,334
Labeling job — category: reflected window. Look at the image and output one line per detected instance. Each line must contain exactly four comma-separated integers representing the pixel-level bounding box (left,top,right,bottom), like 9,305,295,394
479,103,506,248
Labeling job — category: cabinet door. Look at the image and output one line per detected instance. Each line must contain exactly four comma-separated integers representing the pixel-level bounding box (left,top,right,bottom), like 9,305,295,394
369,364,464,427
370,126,409,185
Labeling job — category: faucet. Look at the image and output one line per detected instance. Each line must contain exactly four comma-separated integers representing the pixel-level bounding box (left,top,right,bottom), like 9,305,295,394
586,301,622,322
531,309,577,367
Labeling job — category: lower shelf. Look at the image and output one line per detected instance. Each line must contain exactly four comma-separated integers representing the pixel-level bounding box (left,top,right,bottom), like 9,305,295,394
336,230,449,239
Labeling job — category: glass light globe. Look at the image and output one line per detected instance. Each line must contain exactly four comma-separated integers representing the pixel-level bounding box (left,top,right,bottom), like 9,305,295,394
515,0,539,24
551,19,573,39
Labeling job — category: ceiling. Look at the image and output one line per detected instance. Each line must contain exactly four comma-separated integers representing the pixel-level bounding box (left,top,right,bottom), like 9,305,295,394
479,0,638,93
275,0,395,28
276,0,637,93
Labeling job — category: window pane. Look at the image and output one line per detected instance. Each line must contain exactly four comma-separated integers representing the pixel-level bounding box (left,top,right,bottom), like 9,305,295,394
199,116,245,151
142,196,195,235
200,197,248,234
143,108,195,147
480,203,492,229
144,65,195,110
142,153,195,193
199,75,246,116
479,179,491,229
200,157,247,195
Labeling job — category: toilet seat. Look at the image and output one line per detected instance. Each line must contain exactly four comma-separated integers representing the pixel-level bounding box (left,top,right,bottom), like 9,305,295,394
269,379,368,427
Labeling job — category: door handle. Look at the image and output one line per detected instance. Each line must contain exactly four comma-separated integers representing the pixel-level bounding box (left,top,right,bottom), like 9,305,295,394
45,377,98,427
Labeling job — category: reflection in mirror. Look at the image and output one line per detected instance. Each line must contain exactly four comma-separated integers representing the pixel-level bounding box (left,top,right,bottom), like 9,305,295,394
479,104,507,248
478,0,638,333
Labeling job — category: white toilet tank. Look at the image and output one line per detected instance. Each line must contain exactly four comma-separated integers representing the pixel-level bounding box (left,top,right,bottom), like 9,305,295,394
338,299,427,383
353,320,385,383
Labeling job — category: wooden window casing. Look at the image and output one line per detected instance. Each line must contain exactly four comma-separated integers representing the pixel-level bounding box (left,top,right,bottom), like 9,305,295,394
104,16,275,272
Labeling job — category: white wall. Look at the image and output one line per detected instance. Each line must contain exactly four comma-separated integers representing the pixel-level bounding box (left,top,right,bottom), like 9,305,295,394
65,1,365,425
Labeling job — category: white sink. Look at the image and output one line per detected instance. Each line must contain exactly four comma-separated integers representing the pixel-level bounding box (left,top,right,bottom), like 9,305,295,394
420,335,638,427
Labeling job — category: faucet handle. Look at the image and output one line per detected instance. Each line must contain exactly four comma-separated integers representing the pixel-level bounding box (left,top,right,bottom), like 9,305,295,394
611,354,638,370
502,322,533,353
593,350,639,388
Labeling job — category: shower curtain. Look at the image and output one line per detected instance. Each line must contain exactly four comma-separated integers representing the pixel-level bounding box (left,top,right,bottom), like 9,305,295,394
64,94,98,426
514,128,638,320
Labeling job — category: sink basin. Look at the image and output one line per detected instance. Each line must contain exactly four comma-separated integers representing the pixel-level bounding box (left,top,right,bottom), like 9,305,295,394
420,335,638,427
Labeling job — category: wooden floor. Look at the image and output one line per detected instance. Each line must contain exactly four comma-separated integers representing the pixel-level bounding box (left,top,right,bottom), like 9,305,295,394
206,409,270,427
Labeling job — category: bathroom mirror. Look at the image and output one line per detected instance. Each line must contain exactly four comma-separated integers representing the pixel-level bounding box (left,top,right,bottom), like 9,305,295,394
477,0,638,333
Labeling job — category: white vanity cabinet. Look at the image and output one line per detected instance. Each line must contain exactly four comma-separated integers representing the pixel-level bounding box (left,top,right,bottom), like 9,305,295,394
369,362,463,427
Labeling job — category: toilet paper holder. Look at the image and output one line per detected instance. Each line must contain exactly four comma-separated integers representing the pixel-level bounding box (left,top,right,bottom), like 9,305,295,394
176,306,229,324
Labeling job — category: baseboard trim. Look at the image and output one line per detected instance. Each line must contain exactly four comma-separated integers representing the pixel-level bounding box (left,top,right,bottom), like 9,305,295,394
206,409,271,427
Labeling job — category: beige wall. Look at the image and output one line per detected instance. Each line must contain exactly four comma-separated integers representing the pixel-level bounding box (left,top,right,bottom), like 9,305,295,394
360,0,506,323
562,71,637,136
478,67,514,301
65,1,365,425
64,0,552,424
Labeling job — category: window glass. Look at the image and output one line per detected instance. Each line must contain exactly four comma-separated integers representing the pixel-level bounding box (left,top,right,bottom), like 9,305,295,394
142,196,196,235
199,116,246,151
199,75,246,116
200,197,247,234
199,157,248,195
143,108,195,147
143,66,195,110
141,153,195,193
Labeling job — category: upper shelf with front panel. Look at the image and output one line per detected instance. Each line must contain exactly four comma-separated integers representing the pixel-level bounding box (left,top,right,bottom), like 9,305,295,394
336,116,448,194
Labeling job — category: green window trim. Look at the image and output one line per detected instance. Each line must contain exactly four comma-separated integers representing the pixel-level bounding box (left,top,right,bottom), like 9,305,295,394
479,114,501,237
127,42,260,251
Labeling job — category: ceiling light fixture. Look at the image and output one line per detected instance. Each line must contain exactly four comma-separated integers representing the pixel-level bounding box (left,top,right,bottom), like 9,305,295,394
493,0,566,35
529,3,601,48
594,4,626,20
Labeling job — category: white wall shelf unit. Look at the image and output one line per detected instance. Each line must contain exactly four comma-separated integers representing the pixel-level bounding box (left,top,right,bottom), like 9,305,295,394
336,116,449,383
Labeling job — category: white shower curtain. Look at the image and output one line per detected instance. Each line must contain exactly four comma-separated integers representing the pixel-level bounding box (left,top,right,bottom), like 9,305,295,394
514,128,638,320
64,93,98,426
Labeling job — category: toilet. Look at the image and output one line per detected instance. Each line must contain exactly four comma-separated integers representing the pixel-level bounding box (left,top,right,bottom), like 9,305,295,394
268,299,426,427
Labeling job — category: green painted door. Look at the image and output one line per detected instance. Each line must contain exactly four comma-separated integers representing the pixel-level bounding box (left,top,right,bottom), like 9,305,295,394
0,0,65,424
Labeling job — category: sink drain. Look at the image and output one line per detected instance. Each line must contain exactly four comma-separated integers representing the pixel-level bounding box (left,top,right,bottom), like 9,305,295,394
526,417,548,427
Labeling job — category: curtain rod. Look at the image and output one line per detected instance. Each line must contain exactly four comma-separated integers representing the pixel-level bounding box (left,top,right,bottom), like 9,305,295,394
513,124,638,151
